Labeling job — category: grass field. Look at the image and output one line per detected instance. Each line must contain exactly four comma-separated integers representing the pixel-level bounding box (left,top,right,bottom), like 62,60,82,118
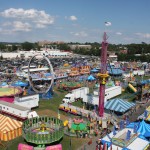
0,87,89,150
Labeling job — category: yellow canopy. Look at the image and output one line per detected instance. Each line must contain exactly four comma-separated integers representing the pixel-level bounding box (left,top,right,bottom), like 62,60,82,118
0,114,22,141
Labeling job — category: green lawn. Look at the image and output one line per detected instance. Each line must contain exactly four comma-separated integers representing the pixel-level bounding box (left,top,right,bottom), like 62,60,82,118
72,99,83,108
0,87,89,150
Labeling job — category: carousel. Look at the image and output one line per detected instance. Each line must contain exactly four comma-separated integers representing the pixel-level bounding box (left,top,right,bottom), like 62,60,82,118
22,116,64,146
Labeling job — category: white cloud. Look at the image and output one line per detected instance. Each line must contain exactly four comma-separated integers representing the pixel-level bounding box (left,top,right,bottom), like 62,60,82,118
36,24,46,28
69,15,77,21
116,32,122,35
135,32,150,38
71,31,88,37
0,8,54,28
12,21,31,32
0,21,31,33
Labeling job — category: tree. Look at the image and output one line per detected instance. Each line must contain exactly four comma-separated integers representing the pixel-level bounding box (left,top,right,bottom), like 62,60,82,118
0,54,3,60
21,42,34,51
12,45,18,51
34,42,41,51
0,43,6,51
58,43,70,51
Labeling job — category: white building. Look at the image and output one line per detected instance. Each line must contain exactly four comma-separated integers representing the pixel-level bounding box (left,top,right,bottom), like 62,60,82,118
14,94,39,109
108,55,118,61
0,101,31,120
40,48,71,57
0,49,72,59
69,44,92,50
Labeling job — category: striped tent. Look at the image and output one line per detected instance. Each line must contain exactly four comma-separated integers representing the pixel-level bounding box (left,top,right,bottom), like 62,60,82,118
0,114,22,141
104,99,135,113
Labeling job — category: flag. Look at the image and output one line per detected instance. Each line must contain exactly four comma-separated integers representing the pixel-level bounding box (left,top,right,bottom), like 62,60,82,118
126,118,130,126
126,130,131,140
144,110,148,118
105,21,112,26
113,126,116,135
133,124,138,133
119,120,124,130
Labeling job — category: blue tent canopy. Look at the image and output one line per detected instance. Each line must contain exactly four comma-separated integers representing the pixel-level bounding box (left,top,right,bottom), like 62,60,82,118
137,120,150,137
45,73,52,77
126,122,139,129
0,82,8,86
127,120,150,137
141,79,150,85
11,81,28,87
87,75,95,81
104,99,135,113
90,68,99,73
122,148,130,150
107,68,123,75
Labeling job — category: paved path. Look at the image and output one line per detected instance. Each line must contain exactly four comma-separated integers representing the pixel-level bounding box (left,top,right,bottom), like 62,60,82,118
126,100,150,122
77,100,150,150
77,136,100,150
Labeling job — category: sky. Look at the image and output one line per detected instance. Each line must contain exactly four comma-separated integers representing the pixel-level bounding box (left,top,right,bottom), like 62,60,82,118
0,0,150,44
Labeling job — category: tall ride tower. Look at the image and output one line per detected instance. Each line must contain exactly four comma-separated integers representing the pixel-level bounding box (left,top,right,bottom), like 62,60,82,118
98,32,109,117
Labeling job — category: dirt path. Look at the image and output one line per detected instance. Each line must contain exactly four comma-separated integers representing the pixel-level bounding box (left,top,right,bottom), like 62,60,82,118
37,109,69,121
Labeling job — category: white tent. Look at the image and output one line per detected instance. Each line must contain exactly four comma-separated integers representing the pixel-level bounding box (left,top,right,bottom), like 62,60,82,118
28,111,39,119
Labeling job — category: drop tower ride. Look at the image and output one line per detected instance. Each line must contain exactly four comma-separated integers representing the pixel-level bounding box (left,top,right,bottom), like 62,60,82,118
98,32,109,117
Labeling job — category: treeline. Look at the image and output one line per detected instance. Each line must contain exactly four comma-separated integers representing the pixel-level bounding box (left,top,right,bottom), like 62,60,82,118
73,42,150,62
0,42,40,51
0,42,150,62
0,42,71,52
117,54,149,62
73,42,150,55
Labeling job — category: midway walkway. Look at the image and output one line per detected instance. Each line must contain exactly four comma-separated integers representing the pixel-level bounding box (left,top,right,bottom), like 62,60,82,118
77,100,150,150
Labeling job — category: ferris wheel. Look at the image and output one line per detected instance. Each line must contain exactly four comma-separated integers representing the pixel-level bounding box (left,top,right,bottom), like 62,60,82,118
28,54,54,93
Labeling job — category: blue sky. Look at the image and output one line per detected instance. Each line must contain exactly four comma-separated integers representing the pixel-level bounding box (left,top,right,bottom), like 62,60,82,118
0,0,150,44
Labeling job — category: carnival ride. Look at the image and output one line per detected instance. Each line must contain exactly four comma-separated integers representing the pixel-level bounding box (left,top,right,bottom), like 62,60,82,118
80,66,90,75
22,116,64,146
64,117,88,137
128,83,137,93
97,32,109,117
68,67,80,76
0,87,22,103
0,87,22,97
59,103,111,124
59,81,82,90
28,54,54,94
